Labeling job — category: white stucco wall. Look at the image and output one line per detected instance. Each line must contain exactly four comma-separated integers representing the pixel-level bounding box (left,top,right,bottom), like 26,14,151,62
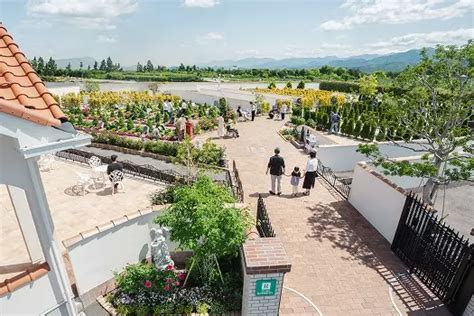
0,273,67,316
66,211,178,295
348,164,407,244
317,142,427,172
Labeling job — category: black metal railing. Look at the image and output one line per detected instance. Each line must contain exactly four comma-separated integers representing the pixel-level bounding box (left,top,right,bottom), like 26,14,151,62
256,194,275,238
316,160,351,199
391,192,474,304
233,160,244,203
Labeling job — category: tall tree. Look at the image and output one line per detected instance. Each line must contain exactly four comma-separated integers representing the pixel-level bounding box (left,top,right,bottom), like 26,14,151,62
37,57,45,75
145,59,154,72
136,62,143,72
99,59,106,71
79,61,83,69
358,42,474,206
44,57,57,76
106,56,113,72
31,57,38,70
93,61,98,70
65,62,72,74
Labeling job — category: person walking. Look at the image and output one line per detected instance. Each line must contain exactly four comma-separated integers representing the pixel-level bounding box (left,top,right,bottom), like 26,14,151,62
302,151,318,195
289,166,302,197
280,103,287,121
250,102,256,121
266,148,285,195
330,111,340,134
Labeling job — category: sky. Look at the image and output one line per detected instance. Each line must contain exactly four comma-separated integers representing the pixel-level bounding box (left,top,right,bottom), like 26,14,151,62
1,0,473,66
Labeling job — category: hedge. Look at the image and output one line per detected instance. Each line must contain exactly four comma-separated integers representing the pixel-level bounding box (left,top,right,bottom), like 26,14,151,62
319,81,360,93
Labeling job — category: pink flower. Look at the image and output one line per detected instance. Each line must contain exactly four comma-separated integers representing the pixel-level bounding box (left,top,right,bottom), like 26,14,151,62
164,284,171,291
177,272,186,281
166,264,174,271
166,278,173,284
144,280,152,288
175,281,180,287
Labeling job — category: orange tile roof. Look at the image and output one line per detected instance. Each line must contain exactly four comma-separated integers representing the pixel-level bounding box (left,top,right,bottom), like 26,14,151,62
0,262,50,297
0,24,66,127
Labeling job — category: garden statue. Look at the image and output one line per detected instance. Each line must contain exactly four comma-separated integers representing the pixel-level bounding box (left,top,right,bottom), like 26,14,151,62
150,227,174,271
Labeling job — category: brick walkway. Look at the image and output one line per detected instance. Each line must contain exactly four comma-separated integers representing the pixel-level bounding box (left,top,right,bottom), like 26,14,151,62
200,117,450,315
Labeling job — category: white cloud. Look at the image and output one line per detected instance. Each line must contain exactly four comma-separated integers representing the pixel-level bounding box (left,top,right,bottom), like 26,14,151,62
320,43,351,50
97,35,117,43
27,0,138,29
369,28,474,49
202,32,224,40
183,0,219,8
321,0,473,31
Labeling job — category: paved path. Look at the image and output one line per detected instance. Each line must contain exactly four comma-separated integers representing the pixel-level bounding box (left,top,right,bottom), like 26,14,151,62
201,117,450,315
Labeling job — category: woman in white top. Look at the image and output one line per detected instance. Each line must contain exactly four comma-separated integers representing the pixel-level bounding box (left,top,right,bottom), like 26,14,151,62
302,151,318,195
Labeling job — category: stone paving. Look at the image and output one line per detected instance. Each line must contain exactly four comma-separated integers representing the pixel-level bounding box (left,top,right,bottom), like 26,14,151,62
200,117,450,315
0,159,164,281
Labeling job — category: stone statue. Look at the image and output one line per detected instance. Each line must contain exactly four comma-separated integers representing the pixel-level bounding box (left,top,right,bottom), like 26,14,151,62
150,227,174,270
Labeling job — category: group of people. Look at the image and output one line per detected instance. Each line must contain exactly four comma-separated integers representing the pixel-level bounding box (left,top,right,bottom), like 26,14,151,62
268,103,288,121
266,147,318,197
237,102,257,122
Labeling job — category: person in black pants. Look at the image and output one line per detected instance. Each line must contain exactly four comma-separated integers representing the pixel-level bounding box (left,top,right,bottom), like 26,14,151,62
266,148,285,195
250,102,256,121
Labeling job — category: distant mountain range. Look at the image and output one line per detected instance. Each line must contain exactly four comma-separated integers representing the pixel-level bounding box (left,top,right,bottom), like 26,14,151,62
202,49,433,72
55,57,96,69
55,48,432,73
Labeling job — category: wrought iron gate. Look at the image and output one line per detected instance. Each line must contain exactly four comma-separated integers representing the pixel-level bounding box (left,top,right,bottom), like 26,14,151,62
391,192,474,305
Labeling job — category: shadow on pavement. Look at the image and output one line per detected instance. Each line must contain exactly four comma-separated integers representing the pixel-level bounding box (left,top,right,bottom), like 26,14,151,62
305,200,450,315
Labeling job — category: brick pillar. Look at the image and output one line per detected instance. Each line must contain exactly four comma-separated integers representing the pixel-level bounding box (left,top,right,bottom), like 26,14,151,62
241,237,291,316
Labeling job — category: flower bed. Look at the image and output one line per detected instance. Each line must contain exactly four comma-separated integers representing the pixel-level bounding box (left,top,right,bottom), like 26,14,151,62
254,87,346,107
109,176,250,315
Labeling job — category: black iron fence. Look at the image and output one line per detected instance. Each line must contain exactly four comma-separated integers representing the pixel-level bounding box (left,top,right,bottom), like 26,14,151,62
316,160,351,199
56,149,233,190
256,195,275,238
391,192,474,307
233,160,244,203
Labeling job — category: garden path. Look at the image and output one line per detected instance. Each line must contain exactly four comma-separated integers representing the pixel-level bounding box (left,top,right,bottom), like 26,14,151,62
199,118,450,316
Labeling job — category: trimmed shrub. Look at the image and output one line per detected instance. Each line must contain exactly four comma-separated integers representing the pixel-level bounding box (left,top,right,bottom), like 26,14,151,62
319,81,360,93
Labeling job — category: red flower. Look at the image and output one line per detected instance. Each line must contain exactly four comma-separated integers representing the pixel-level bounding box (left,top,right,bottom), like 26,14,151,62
166,278,173,284
164,285,171,291
177,272,186,280
176,281,180,286
166,264,174,271
144,280,152,288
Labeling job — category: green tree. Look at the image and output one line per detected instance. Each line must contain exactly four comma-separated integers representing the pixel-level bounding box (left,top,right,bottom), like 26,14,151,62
79,61,83,69
285,81,293,89
358,42,474,205
145,59,154,72
136,62,143,72
297,81,305,89
31,57,38,70
44,57,57,76
359,74,378,98
65,62,72,75
106,57,113,72
93,61,98,70
37,57,45,74
99,59,106,71
267,81,276,89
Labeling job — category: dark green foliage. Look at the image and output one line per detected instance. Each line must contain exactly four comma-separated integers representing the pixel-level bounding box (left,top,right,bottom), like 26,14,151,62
353,121,363,138
319,80,360,93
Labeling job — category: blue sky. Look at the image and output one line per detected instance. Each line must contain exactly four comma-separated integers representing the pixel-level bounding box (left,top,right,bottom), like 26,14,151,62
1,0,473,66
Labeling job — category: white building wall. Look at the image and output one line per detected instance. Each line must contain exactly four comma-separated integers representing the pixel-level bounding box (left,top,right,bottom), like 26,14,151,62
317,142,427,172
0,273,66,316
348,164,407,244
66,211,178,295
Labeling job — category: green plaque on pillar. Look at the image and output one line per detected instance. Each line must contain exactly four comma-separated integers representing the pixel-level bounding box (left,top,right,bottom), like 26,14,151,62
255,279,277,296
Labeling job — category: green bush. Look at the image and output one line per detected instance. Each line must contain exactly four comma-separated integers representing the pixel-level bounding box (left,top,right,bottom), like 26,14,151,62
319,80,360,93
306,118,316,128
150,184,183,205
267,81,276,89
297,81,305,89
353,121,363,138
291,116,305,126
